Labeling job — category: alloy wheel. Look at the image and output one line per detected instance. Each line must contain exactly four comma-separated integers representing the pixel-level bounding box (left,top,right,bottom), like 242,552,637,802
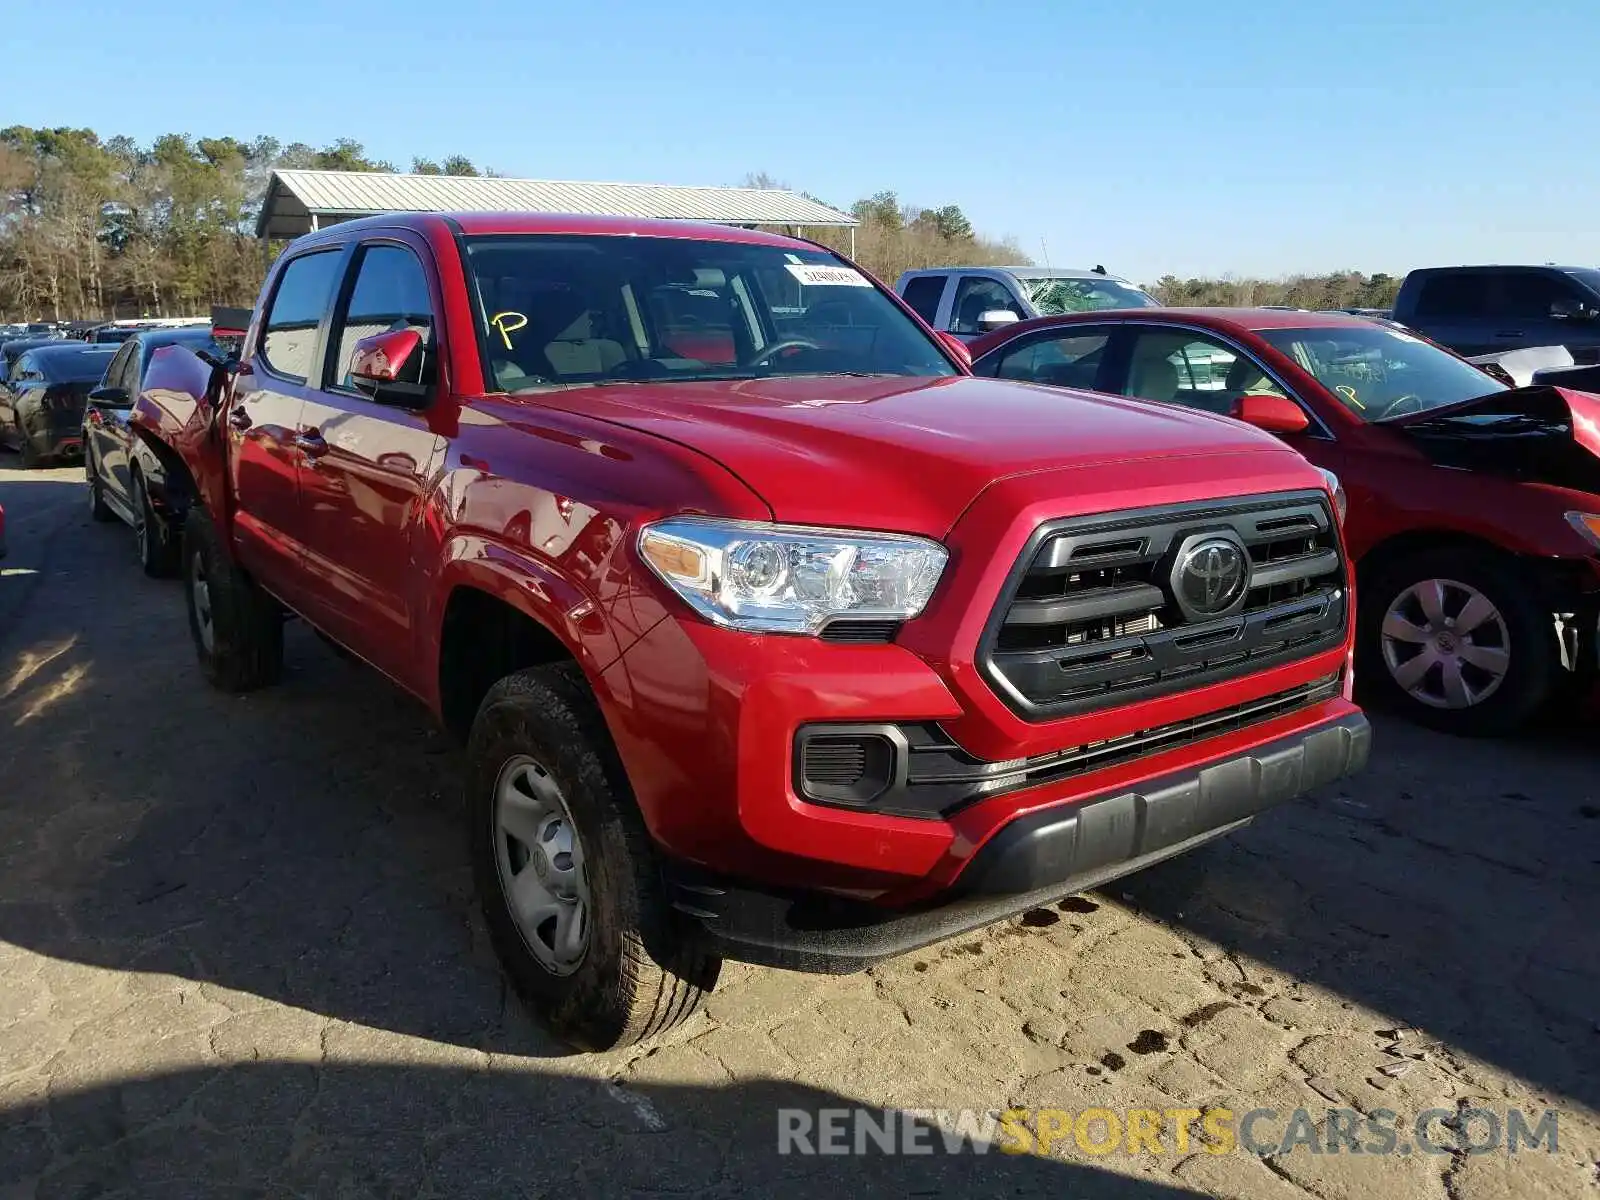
1380,577,1510,709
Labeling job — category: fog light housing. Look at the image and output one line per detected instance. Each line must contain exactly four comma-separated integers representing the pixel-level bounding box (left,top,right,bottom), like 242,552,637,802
794,725,908,806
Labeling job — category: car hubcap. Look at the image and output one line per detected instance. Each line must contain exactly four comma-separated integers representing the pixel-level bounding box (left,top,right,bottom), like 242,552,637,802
493,755,589,976
190,551,214,654
1381,577,1509,709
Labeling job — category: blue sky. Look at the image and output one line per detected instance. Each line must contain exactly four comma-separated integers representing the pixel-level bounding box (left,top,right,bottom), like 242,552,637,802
3,0,1594,282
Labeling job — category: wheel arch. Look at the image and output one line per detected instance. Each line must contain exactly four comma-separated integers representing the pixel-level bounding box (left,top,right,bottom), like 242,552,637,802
433,549,628,743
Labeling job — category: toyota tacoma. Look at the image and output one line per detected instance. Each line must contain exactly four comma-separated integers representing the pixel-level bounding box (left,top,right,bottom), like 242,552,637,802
135,213,1368,1049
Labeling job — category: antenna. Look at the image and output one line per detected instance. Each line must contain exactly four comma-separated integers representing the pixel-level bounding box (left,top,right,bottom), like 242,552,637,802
1040,238,1052,272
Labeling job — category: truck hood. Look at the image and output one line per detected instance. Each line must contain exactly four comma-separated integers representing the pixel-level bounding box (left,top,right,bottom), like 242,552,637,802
1384,384,1600,493
518,374,1288,534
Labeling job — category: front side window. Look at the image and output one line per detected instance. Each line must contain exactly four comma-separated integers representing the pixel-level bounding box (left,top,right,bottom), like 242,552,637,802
1122,330,1280,415
1258,324,1504,421
1498,272,1584,319
463,236,956,392
329,244,436,389
1021,277,1157,315
260,251,343,382
949,276,1024,334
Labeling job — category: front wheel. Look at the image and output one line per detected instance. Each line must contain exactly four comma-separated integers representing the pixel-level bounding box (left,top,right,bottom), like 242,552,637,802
1359,546,1557,737
183,506,283,693
467,663,720,1051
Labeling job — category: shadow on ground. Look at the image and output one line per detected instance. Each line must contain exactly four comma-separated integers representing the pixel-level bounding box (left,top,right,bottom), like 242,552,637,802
2,475,1597,1113
2,1064,1207,1198
1121,705,1600,1111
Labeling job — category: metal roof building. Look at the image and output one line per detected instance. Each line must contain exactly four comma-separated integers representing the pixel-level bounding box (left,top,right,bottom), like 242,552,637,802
257,169,858,249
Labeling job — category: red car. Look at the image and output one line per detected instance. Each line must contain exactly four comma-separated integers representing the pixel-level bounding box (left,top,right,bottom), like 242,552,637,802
970,308,1600,736
136,217,1366,1048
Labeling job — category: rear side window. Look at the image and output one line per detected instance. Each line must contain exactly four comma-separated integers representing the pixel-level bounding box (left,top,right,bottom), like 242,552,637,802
261,251,343,381
1413,272,1490,319
900,275,946,324
992,332,1112,388
328,244,436,389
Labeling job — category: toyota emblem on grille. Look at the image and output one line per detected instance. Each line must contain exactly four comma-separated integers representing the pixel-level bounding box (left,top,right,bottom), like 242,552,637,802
1172,534,1250,619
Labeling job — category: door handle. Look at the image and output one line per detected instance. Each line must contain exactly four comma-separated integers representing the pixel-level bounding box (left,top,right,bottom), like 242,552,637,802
295,430,329,460
227,406,253,431
1493,331,1525,339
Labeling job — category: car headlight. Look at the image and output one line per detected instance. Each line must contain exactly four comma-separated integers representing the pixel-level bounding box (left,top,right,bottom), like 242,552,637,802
1565,512,1600,550
1317,467,1347,525
638,517,948,635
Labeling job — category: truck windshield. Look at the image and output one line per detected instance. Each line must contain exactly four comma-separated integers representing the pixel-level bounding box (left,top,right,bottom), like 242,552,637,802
1021,277,1158,314
1258,325,1506,421
463,235,957,392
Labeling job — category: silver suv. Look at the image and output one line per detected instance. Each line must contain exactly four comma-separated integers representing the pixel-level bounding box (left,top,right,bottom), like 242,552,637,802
895,266,1158,341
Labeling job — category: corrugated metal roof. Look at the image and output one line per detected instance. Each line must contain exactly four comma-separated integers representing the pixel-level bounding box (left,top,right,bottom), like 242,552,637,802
257,170,856,239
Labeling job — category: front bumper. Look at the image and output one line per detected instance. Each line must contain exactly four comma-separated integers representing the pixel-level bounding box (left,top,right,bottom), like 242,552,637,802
666,710,1369,973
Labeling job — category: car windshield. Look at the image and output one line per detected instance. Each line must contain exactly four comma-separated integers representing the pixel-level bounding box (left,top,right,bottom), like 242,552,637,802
463,235,957,392
1020,276,1157,315
1257,325,1506,421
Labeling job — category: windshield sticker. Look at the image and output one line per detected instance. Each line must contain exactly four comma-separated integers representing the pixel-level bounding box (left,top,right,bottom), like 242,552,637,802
489,311,527,349
785,264,871,288
784,253,803,264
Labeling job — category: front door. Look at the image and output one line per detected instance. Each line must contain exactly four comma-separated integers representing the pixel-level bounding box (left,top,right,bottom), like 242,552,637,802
226,247,347,608
293,237,447,693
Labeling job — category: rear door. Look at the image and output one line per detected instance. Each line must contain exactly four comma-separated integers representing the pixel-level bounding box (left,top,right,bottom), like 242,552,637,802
292,235,447,691
971,326,1119,391
87,341,138,507
899,274,948,328
1409,271,1495,354
227,247,348,604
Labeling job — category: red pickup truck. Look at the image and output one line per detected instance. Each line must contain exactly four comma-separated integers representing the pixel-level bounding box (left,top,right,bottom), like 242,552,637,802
134,213,1368,1050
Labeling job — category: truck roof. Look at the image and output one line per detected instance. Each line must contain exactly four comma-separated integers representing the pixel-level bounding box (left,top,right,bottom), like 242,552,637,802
298,211,820,249
900,265,1134,282
1404,263,1595,274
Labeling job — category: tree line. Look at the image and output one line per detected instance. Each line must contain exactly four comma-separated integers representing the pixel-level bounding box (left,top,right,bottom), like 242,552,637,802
0,127,1402,322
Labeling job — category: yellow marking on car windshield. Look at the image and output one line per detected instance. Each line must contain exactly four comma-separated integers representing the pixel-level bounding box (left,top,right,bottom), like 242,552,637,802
489,311,527,349
1336,384,1365,409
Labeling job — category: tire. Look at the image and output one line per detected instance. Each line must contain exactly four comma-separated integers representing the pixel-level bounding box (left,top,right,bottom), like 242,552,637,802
86,453,116,522
183,505,283,692
132,469,179,578
1359,546,1557,737
467,663,720,1051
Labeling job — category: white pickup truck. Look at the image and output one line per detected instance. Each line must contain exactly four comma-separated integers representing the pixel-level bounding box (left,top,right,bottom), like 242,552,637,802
894,265,1158,341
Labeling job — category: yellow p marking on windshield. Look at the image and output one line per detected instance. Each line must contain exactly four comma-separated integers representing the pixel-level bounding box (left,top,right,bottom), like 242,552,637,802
1335,384,1365,409
490,311,528,350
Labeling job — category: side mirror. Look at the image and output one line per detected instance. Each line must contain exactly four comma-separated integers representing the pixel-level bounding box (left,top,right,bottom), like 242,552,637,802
349,329,428,405
976,309,1020,333
936,331,972,369
1231,393,1310,435
87,386,131,407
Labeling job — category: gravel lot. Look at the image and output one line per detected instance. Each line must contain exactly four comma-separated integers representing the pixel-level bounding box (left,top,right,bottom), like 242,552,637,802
1,458,1596,1199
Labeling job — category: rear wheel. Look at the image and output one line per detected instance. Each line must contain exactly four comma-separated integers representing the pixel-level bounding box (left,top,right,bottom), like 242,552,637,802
86,453,115,522
1360,546,1556,737
467,663,720,1051
132,469,179,577
183,505,283,692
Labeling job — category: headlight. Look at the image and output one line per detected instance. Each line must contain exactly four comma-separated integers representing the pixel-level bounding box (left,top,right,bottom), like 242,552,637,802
1317,467,1347,525
1565,512,1600,550
638,517,948,635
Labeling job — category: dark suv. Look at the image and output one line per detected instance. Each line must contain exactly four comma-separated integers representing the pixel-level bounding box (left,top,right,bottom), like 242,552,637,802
1393,265,1600,362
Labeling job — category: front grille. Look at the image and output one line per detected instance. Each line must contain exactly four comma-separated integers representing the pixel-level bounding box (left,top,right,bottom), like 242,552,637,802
982,492,1347,719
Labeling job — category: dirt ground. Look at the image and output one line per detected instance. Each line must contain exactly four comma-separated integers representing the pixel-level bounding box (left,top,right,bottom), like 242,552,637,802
1,459,1596,1199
